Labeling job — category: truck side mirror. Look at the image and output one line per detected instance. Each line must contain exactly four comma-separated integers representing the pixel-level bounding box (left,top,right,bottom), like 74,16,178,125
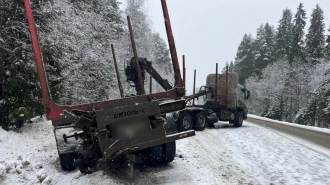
245,90,250,100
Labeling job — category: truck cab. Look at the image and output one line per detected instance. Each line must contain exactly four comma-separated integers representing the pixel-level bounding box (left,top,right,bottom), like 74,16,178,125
237,84,250,120
204,72,250,127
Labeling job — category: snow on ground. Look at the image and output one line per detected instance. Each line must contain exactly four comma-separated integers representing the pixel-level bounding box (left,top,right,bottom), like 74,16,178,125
248,114,330,134
1,118,330,184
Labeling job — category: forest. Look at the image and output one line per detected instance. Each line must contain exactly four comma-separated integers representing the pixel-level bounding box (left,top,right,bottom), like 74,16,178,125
232,3,330,128
0,0,173,130
1,1,330,130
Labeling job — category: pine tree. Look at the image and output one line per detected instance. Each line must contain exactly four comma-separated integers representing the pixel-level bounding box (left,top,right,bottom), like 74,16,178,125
0,0,63,130
290,3,307,63
234,34,255,85
274,8,293,61
305,4,325,63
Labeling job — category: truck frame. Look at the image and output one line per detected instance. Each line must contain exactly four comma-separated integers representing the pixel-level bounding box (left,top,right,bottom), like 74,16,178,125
24,0,195,174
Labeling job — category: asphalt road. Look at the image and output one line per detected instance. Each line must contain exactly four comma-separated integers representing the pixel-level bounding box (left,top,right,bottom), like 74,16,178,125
247,117,330,150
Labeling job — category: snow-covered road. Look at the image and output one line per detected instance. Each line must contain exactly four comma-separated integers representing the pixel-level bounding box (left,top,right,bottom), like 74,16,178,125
1,119,330,185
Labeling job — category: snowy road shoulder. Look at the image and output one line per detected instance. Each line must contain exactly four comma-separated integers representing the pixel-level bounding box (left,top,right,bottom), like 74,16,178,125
248,114,330,150
1,118,330,185
248,114,330,134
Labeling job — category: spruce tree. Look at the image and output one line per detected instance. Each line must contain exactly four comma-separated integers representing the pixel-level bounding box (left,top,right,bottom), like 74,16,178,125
234,34,255,85
290,3,307,63
42,0,125,104
254,23,275,77
125,0,154,59
264,23,276,59
274,8,293,61
254,24,266,77
305,4,325,63
151,32,174,92
229,61,234,72
0,0,63,130
152,33,172,75
325,26,330,60
125,0,173,92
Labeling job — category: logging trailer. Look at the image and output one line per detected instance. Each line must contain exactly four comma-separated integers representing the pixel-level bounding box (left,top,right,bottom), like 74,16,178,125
24,0,195,174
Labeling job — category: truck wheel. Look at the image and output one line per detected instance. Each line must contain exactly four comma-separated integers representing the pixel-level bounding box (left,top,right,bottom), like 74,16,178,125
162,141,176,163
141,145,163,165
59,153,76,171
177,112,193,132
207,122,215,127
233,111,243,127
194,112,207,131
75,151,98,174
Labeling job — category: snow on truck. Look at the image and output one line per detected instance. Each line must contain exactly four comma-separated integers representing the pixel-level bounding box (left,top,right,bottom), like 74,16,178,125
24,0,195,174
175,65,250,132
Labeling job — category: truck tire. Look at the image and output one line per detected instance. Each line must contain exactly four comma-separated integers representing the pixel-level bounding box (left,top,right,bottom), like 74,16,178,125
162,141,176,163
194,112,207,131
59,153,76,171
75,151,98,174
177,112,193,132
141,145,163,165
233,111,243,127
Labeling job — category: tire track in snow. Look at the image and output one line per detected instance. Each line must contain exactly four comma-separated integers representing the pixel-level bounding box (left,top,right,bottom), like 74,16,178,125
207,121,330,185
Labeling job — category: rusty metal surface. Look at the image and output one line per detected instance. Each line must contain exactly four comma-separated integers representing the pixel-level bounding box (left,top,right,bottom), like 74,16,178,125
225,65,228,105
127,16,145,95
24,0,52,113
215,63,218,103
94,101,161,130
149,76,152,94
50,89,184,126
111,44,124,98
25,0,196,171
99,129,195,159
193,69,196,105
182,55,186,90
159,99,186,113
137,58,172,91
97,71,110,100
161,0,183,88
25,0,186,125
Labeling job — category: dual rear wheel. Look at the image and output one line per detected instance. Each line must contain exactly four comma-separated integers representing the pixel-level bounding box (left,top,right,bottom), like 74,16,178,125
177,111,207,132
141,141,176,165
59,142,177,173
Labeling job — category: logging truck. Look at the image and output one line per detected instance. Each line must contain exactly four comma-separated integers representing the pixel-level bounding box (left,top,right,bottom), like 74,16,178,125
175,67,250,132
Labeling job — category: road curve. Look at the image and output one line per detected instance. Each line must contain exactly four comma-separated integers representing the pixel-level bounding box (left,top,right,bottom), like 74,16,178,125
247,117,330,150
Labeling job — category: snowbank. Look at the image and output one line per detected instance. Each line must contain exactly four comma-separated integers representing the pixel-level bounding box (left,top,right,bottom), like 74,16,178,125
0,118,123,185
248,114,330,134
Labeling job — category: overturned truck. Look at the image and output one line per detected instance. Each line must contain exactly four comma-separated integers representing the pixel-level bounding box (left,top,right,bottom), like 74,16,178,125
24,0,195,174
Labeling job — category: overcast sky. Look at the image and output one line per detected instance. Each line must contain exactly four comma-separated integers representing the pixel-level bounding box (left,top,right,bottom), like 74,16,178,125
121,0,330,93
